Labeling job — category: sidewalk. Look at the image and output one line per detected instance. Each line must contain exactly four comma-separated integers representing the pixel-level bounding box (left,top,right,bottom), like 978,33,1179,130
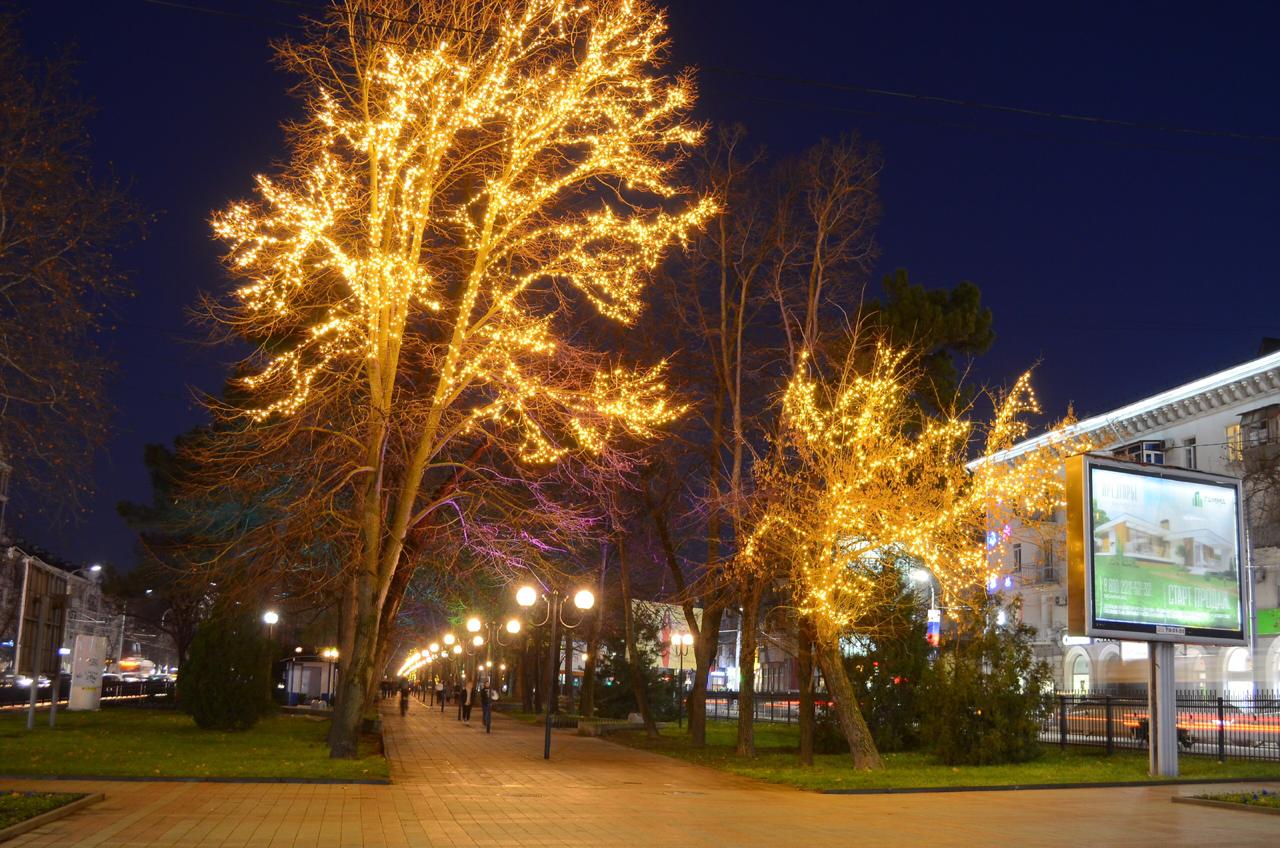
3,700,1278,846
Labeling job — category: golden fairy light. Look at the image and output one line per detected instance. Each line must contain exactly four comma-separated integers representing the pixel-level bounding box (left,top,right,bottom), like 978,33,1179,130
212,0,714,460
743,343,1092,637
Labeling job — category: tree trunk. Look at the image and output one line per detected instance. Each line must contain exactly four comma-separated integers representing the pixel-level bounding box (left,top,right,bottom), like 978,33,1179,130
815,639,883,770
687,605,722,746
329,568,378,758
530,628,543,714
797,615,816,766
562,628,575,714
735,577,763,757
520,633,535,713
617,539,658,737
579,549,606,719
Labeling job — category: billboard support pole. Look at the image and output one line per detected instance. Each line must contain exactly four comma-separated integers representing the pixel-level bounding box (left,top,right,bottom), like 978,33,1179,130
1148,641,1177,777
25,595,46,731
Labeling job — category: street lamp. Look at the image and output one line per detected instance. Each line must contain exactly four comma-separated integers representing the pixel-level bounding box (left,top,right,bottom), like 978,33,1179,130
263,610,280,640
672,632,693,728
515,583,596,759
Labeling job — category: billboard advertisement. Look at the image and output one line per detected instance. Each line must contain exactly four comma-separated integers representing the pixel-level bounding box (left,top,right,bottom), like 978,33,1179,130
1067,454,1247,645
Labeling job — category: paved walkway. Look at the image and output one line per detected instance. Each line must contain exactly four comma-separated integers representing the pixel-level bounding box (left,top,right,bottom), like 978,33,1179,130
4,701,1279,847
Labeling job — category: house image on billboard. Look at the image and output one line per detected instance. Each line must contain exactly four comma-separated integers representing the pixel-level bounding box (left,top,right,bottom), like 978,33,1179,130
1094,514,1231,574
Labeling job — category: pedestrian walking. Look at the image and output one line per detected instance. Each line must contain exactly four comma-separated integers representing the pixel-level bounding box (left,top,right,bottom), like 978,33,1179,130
439,680,448,713
454,682,464,721
481,678,497,733
434,679,443,707
462,679,477,723
398,678,411,717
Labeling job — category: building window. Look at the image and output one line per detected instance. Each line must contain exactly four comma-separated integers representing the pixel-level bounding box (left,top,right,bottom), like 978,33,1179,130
1012,543,1022,572
1183,437,1197,470
1227,423,1242,462
1115,440,1164,465
1240,405,1280,451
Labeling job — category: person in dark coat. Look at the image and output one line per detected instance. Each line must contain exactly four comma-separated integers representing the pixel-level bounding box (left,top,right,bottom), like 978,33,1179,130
480,678,496,733
461,679,477,723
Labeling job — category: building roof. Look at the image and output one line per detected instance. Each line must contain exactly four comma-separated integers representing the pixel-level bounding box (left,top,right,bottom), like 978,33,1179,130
971,349,1280,468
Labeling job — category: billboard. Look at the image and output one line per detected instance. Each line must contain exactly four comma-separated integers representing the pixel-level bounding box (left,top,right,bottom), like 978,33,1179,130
1067,454,1247,646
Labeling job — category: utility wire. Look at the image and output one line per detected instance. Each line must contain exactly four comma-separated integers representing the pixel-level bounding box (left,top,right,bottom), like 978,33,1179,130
704,66,1280,146
130,0,1280,151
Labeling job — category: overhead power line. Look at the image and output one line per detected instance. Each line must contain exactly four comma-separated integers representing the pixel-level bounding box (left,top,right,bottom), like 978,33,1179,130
131,0,1280,150
702,66,1280,146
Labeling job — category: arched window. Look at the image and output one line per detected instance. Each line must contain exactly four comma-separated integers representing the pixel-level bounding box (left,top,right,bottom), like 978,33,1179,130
1071,654,1090,692
1224,647,1253,700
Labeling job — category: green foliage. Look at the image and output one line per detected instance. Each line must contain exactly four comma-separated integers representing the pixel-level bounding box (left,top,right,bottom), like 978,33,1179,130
844,613,932,753
921,597,1052,765
178,611,276,730
591,609,679,721
865,269,995,409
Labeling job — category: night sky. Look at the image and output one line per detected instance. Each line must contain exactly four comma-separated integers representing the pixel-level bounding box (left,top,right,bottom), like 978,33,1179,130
15,1,1280,571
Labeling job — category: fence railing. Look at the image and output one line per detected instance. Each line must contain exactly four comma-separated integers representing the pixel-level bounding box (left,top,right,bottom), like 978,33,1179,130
1046,690,1280,762
703,691,830,725
0,677,176,710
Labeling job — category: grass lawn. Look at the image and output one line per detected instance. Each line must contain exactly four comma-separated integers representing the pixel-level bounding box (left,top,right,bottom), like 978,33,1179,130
0,709,387,781
607,720,1280,791
0,791,85,830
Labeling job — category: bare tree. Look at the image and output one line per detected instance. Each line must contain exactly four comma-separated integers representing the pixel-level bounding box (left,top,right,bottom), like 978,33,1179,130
0,11,144,516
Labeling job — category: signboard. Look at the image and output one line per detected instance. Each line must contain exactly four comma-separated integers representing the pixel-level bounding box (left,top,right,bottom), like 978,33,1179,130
1258,608,1280,636
69,635,107,711
15,560,69,675
1067,454,1247,646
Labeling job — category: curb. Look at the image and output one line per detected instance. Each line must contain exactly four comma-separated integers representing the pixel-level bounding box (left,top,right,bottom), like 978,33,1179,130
819,776,1280,795
0,774,390,786
1172,795,1280,816
0,792,104,843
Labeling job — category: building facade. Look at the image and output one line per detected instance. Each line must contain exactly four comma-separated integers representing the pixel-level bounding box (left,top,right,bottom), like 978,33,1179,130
991,348,1280,694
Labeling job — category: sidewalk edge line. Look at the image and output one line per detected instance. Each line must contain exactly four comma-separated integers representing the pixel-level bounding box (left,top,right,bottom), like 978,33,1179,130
0,774,391,786
819,776,1280,795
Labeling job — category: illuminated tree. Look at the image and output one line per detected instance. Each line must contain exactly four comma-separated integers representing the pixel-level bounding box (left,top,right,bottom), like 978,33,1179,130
743,342,1090,769
208,0,713,756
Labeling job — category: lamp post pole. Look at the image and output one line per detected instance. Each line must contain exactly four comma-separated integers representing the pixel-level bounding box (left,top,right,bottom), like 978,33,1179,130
515,584,593,760
542,590,563,760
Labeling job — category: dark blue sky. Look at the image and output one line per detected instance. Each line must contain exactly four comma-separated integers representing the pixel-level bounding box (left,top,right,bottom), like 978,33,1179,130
17,1,1280,569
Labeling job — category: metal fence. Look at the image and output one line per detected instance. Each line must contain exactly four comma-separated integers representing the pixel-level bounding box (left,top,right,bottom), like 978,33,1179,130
0,676,176,710
703,691,830,724
1045,690,1280,762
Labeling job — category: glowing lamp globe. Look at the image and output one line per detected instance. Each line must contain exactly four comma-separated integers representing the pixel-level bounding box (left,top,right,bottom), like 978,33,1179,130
516,585,538,607
443,633,456,646
262,611,280,625
472,634,484,647
573,589,595,611
466,617,482,633
505,618,521,635
429,642,440,653
452,645,462,655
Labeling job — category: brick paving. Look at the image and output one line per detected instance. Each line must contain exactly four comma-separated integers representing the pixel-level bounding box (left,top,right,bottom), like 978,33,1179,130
3,700,1279,846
